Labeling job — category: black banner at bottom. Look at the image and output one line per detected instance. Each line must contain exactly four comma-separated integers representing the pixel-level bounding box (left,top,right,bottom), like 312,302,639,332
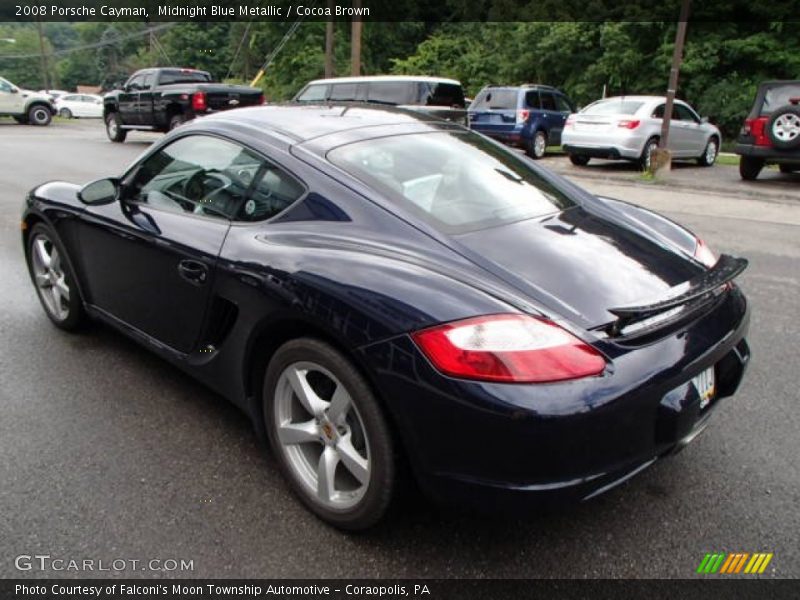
1,579,798,600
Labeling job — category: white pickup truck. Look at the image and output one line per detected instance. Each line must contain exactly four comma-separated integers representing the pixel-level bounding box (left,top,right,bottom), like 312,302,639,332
0,76,56,126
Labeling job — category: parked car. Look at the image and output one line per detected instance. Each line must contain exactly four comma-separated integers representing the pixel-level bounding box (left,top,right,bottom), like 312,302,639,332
0,76,55,125
22,104,750,530
103,67,264,142
735,80,800,180
55,93,103,119
562,96,721,170
293,75,467,124
468,84,576,158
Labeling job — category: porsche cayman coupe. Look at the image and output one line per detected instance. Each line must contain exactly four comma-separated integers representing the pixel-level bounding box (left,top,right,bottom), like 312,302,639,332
22,105,750,529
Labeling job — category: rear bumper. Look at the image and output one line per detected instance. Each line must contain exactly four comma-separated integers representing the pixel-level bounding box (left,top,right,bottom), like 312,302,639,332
562,130,646,159
734,143,800,163
359,287,750,511
470,123,526,147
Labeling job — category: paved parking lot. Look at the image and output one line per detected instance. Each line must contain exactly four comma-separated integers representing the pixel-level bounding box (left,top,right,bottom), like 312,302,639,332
1,118,798,578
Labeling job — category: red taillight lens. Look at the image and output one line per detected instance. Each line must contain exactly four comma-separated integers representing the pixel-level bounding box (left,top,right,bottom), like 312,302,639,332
412,314,606,383
617,119,641,129
191,92,207,111
517,109,530,123
694,238,717,268
743,117,769,146
258,93,266,105
565,114,575,128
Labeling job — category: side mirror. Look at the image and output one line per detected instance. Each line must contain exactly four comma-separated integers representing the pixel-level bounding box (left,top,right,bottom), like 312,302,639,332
701,116,709,124
10,86,18,93
78,177,119,205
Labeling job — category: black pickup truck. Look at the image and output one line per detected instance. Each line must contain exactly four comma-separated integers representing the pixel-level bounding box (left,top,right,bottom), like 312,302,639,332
103,67,264,142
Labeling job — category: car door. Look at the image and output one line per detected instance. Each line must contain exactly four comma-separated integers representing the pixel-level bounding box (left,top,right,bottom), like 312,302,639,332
74,134,266,353
136,72,155,124
673,103,706,155
538,91,564,144
118,74,143,123
0,77,22,113
59,94,79,116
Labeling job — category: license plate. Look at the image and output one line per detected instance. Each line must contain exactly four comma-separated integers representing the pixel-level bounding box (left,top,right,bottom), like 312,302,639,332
692,367,716,410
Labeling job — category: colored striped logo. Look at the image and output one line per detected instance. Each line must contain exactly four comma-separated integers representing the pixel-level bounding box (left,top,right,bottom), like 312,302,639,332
697,552,773,574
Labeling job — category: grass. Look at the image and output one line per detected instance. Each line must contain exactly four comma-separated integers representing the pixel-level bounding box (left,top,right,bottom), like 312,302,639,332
716,153,739,167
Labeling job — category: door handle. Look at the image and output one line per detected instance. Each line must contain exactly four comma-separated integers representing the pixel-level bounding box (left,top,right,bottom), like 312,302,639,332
178,259,208,285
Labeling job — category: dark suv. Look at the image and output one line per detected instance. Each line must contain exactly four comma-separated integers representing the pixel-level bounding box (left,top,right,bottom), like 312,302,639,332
467,84,575,158
735,80,800,180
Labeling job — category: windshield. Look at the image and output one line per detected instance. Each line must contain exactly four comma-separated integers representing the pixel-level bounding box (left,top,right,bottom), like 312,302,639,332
582,99,644,115
327,131,578,233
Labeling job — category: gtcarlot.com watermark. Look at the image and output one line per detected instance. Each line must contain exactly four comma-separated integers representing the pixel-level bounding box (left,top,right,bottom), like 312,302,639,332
14,554,194,573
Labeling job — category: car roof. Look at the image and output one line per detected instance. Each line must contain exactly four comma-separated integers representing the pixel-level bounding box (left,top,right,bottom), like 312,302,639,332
198,103,456,145
305,75,461,86
592,95,683,103
480,84,557,91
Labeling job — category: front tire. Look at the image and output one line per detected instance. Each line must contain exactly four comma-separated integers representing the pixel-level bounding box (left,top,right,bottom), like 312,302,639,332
739,156,764,180
697,137,718,166
526,130,547,159
25,223,85,331
105,112,127,142
27,104,52,126
638,137,659,170
569,154,590,166
263,338,395,530
59,108,73,119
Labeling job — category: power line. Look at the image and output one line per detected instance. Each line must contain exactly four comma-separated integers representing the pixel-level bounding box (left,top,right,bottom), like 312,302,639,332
0,23,176,60
250,5,313,86
226,20,253,80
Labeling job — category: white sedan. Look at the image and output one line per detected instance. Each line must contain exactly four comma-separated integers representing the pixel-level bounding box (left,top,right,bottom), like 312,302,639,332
54,94,103,119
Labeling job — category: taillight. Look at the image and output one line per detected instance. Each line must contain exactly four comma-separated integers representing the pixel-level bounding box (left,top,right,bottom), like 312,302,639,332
617,119,641,129
191,92,207,112
694,238,717,268
743,116,770,146
517,109,530,123
412,314,606,383
258,93,266,105
565,114,575,128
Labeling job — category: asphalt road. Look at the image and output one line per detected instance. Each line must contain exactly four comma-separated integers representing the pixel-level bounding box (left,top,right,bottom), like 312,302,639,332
1,118,798,579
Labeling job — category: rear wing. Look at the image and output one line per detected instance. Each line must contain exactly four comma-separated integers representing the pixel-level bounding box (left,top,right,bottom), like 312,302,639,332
606,254,748,337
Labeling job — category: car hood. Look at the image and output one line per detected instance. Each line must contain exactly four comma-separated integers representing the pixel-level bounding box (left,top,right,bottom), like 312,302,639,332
452,206,703,329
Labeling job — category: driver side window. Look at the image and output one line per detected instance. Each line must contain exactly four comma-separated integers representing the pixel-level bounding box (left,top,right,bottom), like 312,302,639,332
124,135,262,220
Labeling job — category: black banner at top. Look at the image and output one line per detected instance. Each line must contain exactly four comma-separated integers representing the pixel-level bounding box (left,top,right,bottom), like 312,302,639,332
1,0,800,22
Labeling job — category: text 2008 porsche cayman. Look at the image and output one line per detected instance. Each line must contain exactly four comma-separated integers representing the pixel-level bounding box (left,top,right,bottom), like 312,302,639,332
22,104,750,530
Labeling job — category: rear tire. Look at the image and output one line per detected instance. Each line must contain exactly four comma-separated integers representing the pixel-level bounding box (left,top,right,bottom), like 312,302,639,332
526,130,547,159
263,338,395,530
779,164,798,174
697,137,718,166
13,116,27,124
105,112,127,143
569,154,590,166
27,104,52,126
638,137,659,170
739,156,764,180
168,113,186,131
25,223,86,331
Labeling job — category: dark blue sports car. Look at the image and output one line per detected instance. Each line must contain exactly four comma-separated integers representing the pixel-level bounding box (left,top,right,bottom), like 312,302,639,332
22,104,750,530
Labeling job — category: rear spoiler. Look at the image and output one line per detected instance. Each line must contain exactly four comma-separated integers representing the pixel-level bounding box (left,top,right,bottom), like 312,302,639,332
606,254,748,336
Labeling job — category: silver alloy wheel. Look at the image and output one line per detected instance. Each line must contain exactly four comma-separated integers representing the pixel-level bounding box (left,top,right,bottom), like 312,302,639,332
773,113,800,143
274,361,371,510
644,140,658,170
31,107,50,124
705,139,718,164
30,234,70,321
107,116,118,137
534,132,546,158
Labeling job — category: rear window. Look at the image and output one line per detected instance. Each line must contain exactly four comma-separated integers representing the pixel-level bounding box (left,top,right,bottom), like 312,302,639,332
583,99,644,115
422,82,465,108
158,70,212,85
471,89,519,110
327,131,577,234
761,84,800,115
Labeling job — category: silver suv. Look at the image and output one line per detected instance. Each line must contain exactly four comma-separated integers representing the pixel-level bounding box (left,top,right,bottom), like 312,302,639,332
561,95,721,170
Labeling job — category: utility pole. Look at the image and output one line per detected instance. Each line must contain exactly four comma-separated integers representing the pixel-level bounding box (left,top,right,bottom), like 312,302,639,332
35,18,51,91
324,6,335,78
350,0,362,77
652,0,691,174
